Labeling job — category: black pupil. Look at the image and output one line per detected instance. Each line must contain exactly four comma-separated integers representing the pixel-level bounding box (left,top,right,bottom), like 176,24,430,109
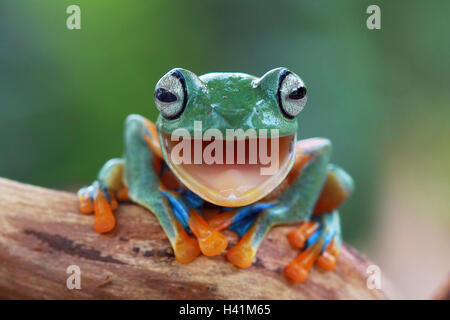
288,87,307,100
155,88,177,103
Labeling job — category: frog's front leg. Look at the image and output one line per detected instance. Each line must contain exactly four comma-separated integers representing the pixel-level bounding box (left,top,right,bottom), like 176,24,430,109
158,187,229,257
123,115,202,263
227,138,353,283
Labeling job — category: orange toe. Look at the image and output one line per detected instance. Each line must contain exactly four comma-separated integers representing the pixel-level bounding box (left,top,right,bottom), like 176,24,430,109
93,190,116,233
80,199,94,214
287,222,318,249
109,193,118,210
226,244,255,268
284,263,309,282
188,209,228,256
198,230,228,257
94,215,116,233
317,239,338,271
174,230,201,264
79,190,94,214
284,240,323,282
226,225,256,268
316,251,337,271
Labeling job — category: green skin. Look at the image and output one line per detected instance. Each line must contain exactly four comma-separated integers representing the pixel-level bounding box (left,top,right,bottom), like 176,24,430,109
79,67,353,269
156,69,297,137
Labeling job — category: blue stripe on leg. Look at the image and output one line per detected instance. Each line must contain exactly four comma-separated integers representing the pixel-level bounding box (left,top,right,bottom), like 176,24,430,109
305,211,340,253
159,189,190,230
176,188,204,210
229,203,276,237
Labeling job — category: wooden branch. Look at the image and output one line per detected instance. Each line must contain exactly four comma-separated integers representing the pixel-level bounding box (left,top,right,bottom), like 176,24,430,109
0,177,389,299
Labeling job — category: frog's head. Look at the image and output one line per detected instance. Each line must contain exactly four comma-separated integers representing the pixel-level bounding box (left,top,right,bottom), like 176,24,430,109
154,68,307,207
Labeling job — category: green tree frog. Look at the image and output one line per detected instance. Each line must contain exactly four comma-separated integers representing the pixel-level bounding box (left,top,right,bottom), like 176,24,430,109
77,68,354,282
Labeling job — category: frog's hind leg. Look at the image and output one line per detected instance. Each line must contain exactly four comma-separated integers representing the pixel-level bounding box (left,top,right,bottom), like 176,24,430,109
285,165,353,282
77,158,128,233
287,164,353,249
123,115,200,263
313,164,354,216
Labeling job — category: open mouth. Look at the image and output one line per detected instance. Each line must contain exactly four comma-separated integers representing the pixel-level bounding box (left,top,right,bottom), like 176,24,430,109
161,133,296,207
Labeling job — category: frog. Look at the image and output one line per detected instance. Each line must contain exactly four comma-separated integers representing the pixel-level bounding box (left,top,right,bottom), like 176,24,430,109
77,67,354,282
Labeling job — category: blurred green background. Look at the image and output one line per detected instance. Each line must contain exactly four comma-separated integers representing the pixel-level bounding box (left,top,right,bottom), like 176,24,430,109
1,1,449,298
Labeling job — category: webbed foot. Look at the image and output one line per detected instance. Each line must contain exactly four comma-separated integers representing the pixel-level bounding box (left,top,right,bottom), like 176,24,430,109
159,187,228,257
224,203,275,268
77,181,128,233
284,210,341,282
188,208,228,256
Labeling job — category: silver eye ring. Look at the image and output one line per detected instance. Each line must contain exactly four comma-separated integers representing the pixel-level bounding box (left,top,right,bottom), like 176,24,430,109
277,70,307,119
154,70,187,120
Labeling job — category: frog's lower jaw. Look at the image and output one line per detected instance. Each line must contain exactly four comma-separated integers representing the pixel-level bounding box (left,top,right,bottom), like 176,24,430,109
160,133,296,207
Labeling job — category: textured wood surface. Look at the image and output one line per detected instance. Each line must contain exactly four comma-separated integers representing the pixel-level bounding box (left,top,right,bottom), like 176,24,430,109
0,177,388,299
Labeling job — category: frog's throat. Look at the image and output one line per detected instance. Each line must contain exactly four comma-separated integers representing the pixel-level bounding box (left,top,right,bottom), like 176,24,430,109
159,133,296,207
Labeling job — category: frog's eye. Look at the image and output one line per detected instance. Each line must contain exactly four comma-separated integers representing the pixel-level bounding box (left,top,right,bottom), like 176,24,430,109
154,70,187,120
277,70,307,119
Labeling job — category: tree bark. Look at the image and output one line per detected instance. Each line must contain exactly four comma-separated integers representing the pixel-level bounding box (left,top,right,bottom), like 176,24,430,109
0,177,389,299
